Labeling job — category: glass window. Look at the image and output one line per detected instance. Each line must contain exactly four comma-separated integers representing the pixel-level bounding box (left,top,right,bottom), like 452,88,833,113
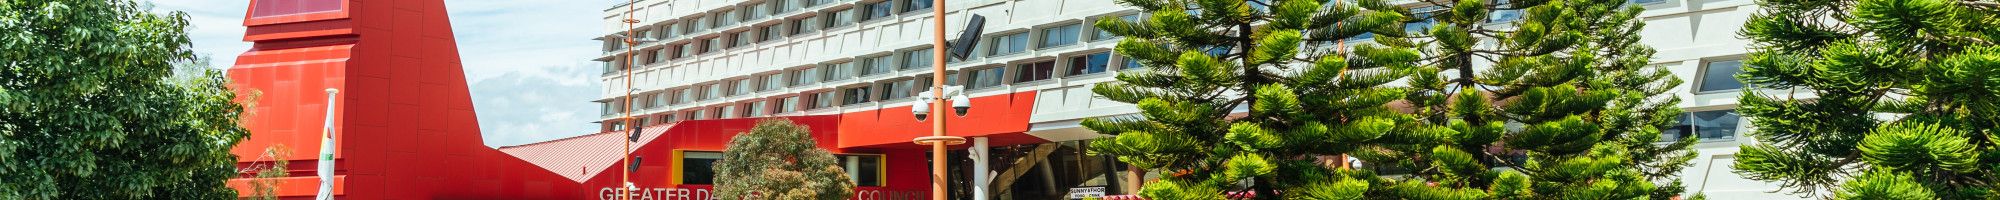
675,44,692,58
1488,0,1522,23
761,74,785,91
967,67,1006,89
760,26,783,42
862,55,894,76
704,84,723,99
718,10,739,27
733,79,754,96
771,0,794,13
792,67,822,86
1662,109,1741,141
825,62,856,81
791,16,820,35
864,1,894,21
658,114,677,123
1120,57,1144,70
916,73,959,90
988,32,1029,57
902,48,933,70
679,151,722,184
779,96,801,113
880,79,916,100
653,49,670,63
731,31,753,48
1040,24,1081,49
691,110,707,120
1067,52,1110,77
1015,61,1056,83
811,92,837,109
704,38,722,54
1408,6,1441,35
650,94,667,108
747,101,768,117
675,88,693,104
828,8,858,28
688,17,706,33
1698,60,1746,92
840,155,884,186
1093,14,1139,41
903,0,932,12
250,0,343,17
843,86,873,105
719,106,736,118
746,3,768,21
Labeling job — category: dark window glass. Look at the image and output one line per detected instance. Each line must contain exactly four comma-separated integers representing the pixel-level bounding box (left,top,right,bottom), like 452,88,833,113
1015,61,1056,83
903,0,932,12
812,92,838,109
856,155,881,186
968,68,1006,89
1067,52,1110,76
902,48,933,70
988,33,1029,57
1662,109,1741,141
793,67,822,86
1040,24,1081,48
1698,60,1746,92
680,152,722,184
251,0,342,17
864,2,894,20
825,62,856,81
862,56,894,76
843,87,873,105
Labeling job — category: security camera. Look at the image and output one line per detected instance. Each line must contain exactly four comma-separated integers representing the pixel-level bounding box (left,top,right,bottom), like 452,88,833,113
912,100,932,121
951,95,971,116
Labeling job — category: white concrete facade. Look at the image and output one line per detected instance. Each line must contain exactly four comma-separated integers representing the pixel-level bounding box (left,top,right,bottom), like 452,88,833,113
590,0,1806,198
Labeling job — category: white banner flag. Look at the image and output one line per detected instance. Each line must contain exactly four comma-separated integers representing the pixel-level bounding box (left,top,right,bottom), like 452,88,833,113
316,88,338,200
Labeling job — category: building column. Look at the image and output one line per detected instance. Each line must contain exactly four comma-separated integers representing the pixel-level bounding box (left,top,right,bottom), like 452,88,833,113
970,137,990,200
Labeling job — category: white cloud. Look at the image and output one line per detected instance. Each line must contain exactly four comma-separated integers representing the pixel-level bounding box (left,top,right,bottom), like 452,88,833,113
159,0,619,147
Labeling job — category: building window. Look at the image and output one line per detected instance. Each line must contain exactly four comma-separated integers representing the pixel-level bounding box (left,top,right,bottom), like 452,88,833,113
967,67,1005,89
688,110,706,120
837,155,885,187
880,79,916,100
811,0,837,7
649,94,668,109
916,73,959,90
1488,0,1522,23
1663,109,1741,142
1698,59,1746,92
1067,52,1111,77
779,96,801,113
674,88,693,104
704,83,723,100
730,31,753,48
747,101,768,117
792,67,822,86
1015,61,1056,83
901,48,933,70
719,106,736,118
827,8,858,28
658,114,677,123
686,17,705,34
902,0,932,12
811,92,837,109
679,151,722,184
704,38,722,54
771,0,794,13
760,74,785,92
863,1,893,21
1040,24,1081,49
1093,14,1138,41
733,79,754,96
674,44,692,58
653,49,670,63
759,26,783,42
842,86,873,105
1407,6,1441,34
790,16,820,36
861,55,894,76
824,62,856,81
988,32,1028,57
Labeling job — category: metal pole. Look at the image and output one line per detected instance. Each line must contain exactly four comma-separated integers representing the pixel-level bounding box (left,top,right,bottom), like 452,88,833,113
620,0,638,199
909,0,967,199
971,137,989,200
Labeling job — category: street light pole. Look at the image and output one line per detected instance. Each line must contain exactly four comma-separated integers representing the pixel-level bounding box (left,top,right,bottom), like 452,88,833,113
912,0,967,199
619,0,640,199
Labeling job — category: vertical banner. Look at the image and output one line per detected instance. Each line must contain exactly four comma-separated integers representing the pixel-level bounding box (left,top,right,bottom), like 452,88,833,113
317,88,338,200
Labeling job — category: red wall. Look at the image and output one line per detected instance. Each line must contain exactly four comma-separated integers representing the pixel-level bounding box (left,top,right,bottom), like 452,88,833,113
836,91,1047,149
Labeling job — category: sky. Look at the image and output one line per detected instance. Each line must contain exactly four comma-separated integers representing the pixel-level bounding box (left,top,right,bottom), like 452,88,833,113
154,0,616,147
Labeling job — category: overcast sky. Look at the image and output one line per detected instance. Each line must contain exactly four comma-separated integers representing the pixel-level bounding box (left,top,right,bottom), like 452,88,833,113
154,0,615,147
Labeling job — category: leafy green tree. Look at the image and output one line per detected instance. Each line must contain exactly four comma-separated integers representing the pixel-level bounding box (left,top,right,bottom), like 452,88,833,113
0,0,252,199
712,119,854,200
1729,0,2000,198
1083,0,1418,199
1364,0,1694,198
1086,0,1690,199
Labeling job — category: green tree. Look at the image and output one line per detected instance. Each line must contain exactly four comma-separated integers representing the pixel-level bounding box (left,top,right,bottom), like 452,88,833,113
712,119,854,200
1086,0,1690,199
0,0,252,199
1365,0,1694,198
1083,0,1418,199
1729,0,2000,198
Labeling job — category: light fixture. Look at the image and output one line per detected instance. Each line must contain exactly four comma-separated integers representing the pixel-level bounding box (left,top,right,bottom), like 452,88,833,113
912,100,931,121
913,85,971,121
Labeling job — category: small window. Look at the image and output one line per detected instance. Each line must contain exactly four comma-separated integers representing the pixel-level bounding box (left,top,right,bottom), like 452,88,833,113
719,106,736,118
747,101,768,117
704,38,723,54
828,8,858,28
675,44,693,58
838,155,885,187
988,33,1029,57
825,62,856,81
1039,24,1081,49
791,16,820,35
704,84,723,100
843,86,874,105
760,26,783,42
811,92,838,109
658,114,677,123
675,88,694,104
679,151,723,184
1487,0,1522,23
730,31,753,48
1093,14,1139,41
864,1,894,20
901,48,933,70
1698,59,1746,92
649,94,668,108
690,109,708,120
1662,109,1741,142
861,55,894,76
792,67,822,86
880,79,917,100
760,74,786,92
1066,52,1110,77
653,49,670,63
717,10,740,27
902,0,933,12
779,96,801,113
916,73,959,90
967,67,1006,89
1015,61,1056,83
735,79,756,96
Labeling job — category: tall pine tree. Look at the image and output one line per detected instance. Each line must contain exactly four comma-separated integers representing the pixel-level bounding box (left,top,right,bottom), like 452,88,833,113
1362,0,1693,198
1729,0,2000,198
1085,0,1418,199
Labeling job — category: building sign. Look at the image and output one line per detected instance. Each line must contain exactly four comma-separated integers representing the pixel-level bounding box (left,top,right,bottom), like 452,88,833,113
1067,187,1106,199
598,186,923,200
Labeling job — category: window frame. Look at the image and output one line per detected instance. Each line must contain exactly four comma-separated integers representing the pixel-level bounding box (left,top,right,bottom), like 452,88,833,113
1695,58,1748,93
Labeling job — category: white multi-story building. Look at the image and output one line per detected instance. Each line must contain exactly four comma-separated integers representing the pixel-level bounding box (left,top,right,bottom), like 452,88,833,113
589,0,1802,198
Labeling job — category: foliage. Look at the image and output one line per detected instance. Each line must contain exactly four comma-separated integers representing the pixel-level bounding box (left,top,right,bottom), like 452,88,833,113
0,0,252,199
1086,0,1690,199
250,145,292,200
712,119,854,200
1730,0,2000,198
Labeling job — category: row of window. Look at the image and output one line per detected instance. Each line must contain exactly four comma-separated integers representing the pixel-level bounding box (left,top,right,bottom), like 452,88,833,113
605,10,1142,75
606,0,944,53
